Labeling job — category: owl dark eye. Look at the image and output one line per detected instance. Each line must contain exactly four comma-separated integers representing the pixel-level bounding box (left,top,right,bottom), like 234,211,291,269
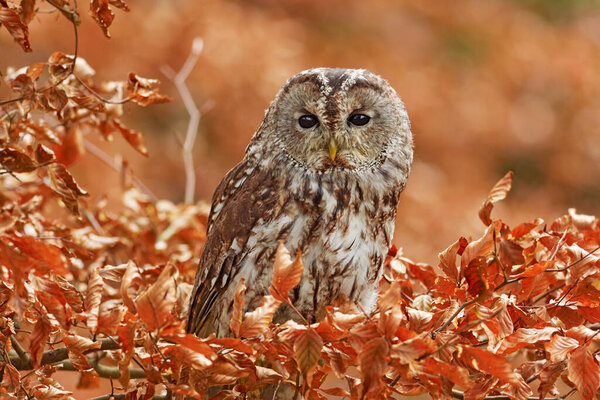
348,113,370,126
298,114,319,129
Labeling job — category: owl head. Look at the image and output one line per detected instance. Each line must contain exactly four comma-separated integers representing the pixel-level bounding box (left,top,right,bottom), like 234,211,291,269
249,68,413,179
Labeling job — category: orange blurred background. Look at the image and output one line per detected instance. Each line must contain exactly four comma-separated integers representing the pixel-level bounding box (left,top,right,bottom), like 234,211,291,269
3,0,600,266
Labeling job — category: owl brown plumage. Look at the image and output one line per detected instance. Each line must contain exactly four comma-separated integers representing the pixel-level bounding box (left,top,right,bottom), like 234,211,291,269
187,68,413,337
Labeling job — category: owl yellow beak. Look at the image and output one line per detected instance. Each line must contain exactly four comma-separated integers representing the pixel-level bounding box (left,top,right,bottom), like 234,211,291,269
329,138,337,161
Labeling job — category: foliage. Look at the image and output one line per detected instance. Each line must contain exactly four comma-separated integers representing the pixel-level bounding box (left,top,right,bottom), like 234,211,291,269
2,2,600,400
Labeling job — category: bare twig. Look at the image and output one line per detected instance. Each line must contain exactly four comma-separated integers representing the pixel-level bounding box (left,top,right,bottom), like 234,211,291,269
83,139,158,202
161,38,206,204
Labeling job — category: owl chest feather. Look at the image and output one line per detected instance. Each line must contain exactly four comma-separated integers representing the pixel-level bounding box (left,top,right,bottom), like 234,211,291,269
232,167,397,319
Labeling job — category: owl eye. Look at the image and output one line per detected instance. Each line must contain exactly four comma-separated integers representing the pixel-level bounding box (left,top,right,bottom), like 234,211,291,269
298,114,319,129
348,113,370,126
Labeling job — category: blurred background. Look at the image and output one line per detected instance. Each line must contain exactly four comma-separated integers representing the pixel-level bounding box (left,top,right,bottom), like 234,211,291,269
3,0,600,266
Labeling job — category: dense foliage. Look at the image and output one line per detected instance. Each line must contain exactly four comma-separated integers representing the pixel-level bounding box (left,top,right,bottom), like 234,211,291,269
2,2,600,400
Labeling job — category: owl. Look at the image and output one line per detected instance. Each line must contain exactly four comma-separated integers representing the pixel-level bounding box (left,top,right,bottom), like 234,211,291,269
187,68,413,337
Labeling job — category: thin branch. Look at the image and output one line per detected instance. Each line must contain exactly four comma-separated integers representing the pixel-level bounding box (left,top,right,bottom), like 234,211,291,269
432,299,476,337
8,337,120,370
58,358,145,379
161,37,205,204
83,139,158,202
545,245,600,272
451,389,574,400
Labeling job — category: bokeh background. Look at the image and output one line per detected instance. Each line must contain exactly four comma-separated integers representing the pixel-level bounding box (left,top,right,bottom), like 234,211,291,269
3,0,600,265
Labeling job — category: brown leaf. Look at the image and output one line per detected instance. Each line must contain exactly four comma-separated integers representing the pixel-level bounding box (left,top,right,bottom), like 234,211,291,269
239,295,281,338
47,163,88,215
497,327,559,355
62,334,102,371
135,263,177,331
421,358,473,389
30,314,52,368
89,0,115,37
479,171,513,226
0,146,37,173
85,267,103,335
66,87,105,112
460,346,528,388
438,236,468,283
359,337,389,397
269,242,304,302
35,144,56,165
9,235,67,275
48,52,74,82
464,256,489,300
567,346,600,400
113,119,148,156
0,7,31,51
127,73,172,106
121,260,142,313
294,327,323,380
230,278,246,338
544,335,579,363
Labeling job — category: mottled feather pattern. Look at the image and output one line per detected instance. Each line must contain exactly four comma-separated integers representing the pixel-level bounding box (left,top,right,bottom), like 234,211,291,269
187,68,413,337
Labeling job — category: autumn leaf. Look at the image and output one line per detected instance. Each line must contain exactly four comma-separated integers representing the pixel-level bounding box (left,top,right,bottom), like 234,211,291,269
0,7,31,51
463,256,489,300
438,236,468,283
544,334,579,363
85,266,103,335
230,278,246,338
48,52,74,82
135,263,177,331
62,334,102,371
359,337,389,398
269,242,304,302
239,295,281,338
567,346,600,399
113,119,149,156
479,171,513,226
47,163,89,215
460,346,529,390
121,260,142,313
127,73,172,106
0,146,38,173
294,327,323,380
89,0,115,37
30,314,53,368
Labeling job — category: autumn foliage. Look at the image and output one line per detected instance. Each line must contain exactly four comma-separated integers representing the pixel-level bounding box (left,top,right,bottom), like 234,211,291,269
2,2,600,400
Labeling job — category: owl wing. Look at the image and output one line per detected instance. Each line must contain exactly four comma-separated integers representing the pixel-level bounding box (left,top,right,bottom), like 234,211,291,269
186,159,279,336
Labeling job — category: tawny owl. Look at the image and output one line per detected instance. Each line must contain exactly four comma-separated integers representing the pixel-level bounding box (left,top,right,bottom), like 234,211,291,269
187,68,413,337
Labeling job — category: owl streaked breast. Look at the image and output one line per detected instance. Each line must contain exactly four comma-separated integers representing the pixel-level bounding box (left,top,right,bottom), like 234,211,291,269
187,68,413,337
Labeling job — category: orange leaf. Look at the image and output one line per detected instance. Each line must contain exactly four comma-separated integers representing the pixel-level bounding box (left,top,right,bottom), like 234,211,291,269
478,171,513,226
0,7,31,52
438,236,468,283
269,242,304,302
230,278,246,338
85,266,103,335
497,327,559,355
113,119,148,156
0,146,37,173
359,337,389,397
89,0,115,37
120,260,142,313
567,346,600,400
460,346,528,388
62,334,102,371
239,295,281,338
544,335,579,363
464,256,489,300
135,263,177,331
294,327,323,378
47,163,89,216
30,314,52,368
